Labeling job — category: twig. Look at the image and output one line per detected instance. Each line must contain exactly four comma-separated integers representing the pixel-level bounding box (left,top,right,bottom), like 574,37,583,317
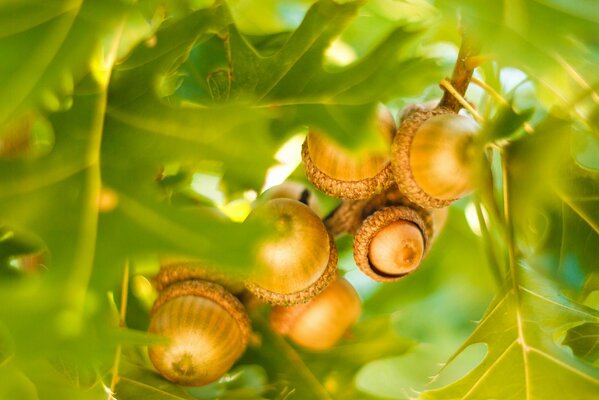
439,34,480,112
470,77,534,134
439,79,484,122
501,153,518,283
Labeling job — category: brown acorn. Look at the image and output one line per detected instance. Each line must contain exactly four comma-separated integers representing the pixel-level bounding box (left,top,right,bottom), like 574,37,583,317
148,280,250,386
302,106,396,200
392,105,479,208
270,276,361,351
353,206,430,281
257,181,321,215
245,198,337,305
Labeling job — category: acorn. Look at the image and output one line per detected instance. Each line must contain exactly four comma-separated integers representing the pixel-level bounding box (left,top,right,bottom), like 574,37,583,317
302,106,396,200
257,181,321,215
353,206,430,281
270,276,361,351
392,106,479,208
245,198,337,305
148,279,250,386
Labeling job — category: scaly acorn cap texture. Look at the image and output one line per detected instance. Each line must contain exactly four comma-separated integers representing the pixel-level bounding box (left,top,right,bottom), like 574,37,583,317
323,199,369,237
354,206,429,282
270,276,361,351
154,259,245,294
359,186,434,239
148,280,250,386
302,106,396,200
323,185,433,239
392,106,477,208
245,198,337,306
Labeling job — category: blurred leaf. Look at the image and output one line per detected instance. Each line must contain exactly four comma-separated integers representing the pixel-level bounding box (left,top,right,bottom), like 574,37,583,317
555,162,599,294
481,104,534,144
224,0,442,149
563,323,599,365
240,318,333,400
188,365,270,399
0,0,133,124
300,316,411,400
116,358,196,400
0,363,38,400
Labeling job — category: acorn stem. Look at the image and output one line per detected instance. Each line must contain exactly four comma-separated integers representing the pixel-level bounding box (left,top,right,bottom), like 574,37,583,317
439,79,484,123
322,200,366,237
438,33,479,113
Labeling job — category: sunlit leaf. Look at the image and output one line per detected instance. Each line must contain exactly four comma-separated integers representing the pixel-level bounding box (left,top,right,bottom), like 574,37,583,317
422,265,599,399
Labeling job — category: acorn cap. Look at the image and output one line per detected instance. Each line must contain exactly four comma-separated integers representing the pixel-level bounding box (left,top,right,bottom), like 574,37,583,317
392,106,460,208
360,186,434,239
154,260,245,294
324,185,433,239
270,276,361,351
149,280,250,386
302,107,396,200
323,199,368,237
353,206,431,282
245,198,338,306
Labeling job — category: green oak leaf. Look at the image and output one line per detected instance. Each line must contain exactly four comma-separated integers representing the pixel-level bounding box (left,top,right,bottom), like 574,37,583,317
421,264,599,399
555,163,599,295
563,323,599,365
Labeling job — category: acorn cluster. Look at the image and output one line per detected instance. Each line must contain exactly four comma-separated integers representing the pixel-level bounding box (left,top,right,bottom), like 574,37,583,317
146,99,478,387
307,101,477,281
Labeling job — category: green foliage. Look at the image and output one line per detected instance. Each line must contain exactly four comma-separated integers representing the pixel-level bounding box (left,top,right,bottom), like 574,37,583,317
422,266,599,399
0,0,598,399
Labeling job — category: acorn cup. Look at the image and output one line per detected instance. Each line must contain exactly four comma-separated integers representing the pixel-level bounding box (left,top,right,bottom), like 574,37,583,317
353,205,431,282
302,106,396,200
148,279,251,386
155,259,245,294
270,276,361,351
392,104,479,208
245,198,337,305
324,186,434,239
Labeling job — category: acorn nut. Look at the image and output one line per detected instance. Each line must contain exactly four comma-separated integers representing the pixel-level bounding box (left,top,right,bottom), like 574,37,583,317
245,198,337,305
392,107,478,208
302,106,396,200
270,276,361,351
256,181,321,215
353,206,430,281
148,280,250,386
